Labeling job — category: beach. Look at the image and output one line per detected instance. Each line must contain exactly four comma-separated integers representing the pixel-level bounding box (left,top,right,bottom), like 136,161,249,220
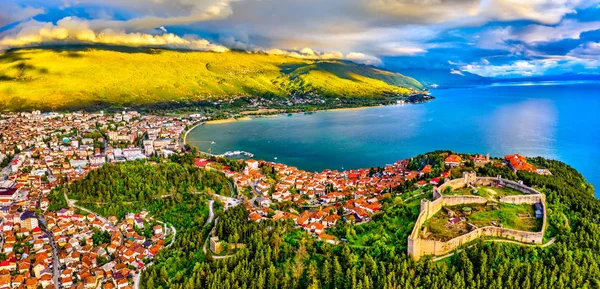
205,117,253,124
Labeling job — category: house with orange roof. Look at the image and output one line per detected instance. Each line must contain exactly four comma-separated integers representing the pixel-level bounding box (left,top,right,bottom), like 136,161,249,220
421,165,432,174
305,222,324,234
445,154,462,167
317,233,338,245
505,154,536,172
296,211,312,226
248,212,262,222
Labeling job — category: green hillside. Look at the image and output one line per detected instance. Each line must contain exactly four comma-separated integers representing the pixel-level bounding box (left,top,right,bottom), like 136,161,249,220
0,47,423,111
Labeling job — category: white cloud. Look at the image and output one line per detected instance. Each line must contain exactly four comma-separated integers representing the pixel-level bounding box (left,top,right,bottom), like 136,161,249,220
0,17,229,52
0,3,45,27
365,0,585,26
513,19,600,43
263,48,345,61
345,52,382,66
569,41,600,58
450,69,464,76
461,59,561,77
64,0,238,31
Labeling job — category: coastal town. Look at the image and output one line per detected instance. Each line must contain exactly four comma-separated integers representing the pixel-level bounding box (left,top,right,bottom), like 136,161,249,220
202,151,549,245
0,111,193,289
0,110,553,288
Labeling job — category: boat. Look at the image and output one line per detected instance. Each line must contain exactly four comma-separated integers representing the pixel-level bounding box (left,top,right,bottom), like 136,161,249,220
274,157,278,160
223,150,254,158
287,113,293,116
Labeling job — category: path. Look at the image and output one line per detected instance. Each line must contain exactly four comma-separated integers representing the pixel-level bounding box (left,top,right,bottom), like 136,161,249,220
403,191,427,203
432,237,556,262
204,200,214,227
201,216,234,259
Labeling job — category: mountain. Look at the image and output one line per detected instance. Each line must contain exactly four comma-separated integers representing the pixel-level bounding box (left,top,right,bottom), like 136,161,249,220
0,46,423,111
392,68,491,88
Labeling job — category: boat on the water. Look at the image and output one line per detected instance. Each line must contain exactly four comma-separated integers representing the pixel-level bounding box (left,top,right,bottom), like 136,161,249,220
223,150,254,158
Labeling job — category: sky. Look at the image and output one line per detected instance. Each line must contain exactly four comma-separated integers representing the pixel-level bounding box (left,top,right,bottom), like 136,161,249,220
1,0,600,77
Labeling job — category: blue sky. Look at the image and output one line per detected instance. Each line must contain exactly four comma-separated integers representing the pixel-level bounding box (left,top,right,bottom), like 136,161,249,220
1,0,599,77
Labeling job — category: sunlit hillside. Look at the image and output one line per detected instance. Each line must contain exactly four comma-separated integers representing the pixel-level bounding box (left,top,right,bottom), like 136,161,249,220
0,47,423,111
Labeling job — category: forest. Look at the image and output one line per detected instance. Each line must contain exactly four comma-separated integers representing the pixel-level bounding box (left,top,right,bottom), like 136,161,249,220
50,153,600,289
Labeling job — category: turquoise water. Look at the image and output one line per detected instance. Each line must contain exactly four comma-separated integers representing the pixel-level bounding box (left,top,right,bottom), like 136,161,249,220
187,81,600,197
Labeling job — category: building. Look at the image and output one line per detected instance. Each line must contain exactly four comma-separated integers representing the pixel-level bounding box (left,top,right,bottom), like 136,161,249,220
0,187,18,204
505,154,536,172
20,211,39,230
444,155,462,167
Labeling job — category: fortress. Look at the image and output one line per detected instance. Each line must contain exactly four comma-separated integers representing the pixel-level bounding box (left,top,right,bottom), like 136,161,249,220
407,172,547,260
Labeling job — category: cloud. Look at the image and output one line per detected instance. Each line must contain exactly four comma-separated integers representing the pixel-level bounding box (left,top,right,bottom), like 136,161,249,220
364,0,585,26
569,41,600,58
264,48,346,60
450,69,464,76
63,0,238,31
346,53,382,66
461,59,562,77
0,3,45,27
512,19,600,43
0,17,229,52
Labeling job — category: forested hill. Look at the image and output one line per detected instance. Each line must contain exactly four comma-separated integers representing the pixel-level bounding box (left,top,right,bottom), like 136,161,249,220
47,152,600,289
0,47,423,111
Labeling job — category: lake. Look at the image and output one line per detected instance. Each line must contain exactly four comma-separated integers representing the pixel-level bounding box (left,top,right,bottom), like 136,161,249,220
187,81,600,197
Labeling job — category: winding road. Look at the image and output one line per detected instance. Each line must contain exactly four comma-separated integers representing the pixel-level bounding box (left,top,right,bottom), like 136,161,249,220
205,200,215,227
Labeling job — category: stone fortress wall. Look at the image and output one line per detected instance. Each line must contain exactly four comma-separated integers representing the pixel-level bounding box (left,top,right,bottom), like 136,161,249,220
408,172,547,260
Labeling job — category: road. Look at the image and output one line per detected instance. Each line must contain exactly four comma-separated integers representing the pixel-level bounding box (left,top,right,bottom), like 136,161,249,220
204,200,214,227
133,261,152,289
38,217,60,288
64,192,112,225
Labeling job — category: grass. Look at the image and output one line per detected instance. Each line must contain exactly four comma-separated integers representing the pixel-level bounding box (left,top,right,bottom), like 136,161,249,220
0,47,423,111
344,197,422,250
424,203,542,241
450,185,524,200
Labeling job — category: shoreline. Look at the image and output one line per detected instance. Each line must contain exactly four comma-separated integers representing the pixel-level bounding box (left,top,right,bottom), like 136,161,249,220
185,103,415,144
183,101,429,150
205,117,253,124
182,121,204,145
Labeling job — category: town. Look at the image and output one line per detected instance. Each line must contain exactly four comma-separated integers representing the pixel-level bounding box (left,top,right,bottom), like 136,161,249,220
0,110,552,288
0,111,193,289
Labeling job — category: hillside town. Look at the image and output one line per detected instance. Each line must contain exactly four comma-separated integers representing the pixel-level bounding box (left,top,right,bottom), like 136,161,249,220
0,110,553,287
196,151,550,245
0,111,192,289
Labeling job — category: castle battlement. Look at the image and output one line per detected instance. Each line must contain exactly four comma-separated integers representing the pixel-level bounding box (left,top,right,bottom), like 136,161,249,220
407,172,547,260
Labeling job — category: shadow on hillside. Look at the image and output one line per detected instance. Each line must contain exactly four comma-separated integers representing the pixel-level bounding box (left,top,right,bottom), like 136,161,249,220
4,44,169,55
0,51,31,64
279,61,363,82
279,63,308,75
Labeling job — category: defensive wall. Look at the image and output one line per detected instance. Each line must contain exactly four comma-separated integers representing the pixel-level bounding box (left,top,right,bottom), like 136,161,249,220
407,172,547,260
